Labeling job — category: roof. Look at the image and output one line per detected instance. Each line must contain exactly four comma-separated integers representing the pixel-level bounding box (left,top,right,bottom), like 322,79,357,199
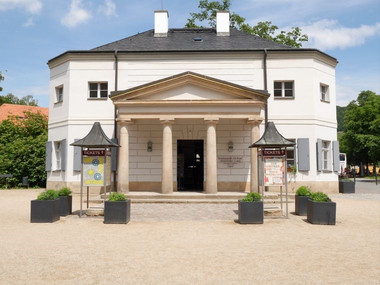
249,122,296,148
70,122,119,148
0,104,49,122
48,28,337,63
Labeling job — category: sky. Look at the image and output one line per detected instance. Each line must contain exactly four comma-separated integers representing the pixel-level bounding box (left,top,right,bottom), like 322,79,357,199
0,0,379,107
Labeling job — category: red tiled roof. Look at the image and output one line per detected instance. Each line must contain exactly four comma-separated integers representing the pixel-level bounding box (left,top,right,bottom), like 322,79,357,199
0,104,49,122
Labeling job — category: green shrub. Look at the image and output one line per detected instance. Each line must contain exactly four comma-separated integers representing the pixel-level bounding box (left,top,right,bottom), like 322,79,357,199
310,192,331,202
37,189,58,200
109,192,126,202
58,187,71,196
242,192,262,202
296,186,311,196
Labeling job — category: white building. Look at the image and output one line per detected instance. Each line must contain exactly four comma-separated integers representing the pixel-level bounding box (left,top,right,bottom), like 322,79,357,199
46,10,339,194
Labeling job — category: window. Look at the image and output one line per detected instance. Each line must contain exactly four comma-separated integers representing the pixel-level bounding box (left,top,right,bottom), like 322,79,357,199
274,81,294,98
322,140,331,171
89,82,108,99
286,139,296,171
54,141,61,170
320,84,329,102
55,86,63,103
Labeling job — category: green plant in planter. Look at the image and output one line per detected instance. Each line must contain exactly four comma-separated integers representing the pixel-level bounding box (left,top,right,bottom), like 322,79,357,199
310,192,331,202
37,189,59,200
296,186,311,196
109,192,127,202
58,187,71,196
242,192,262,202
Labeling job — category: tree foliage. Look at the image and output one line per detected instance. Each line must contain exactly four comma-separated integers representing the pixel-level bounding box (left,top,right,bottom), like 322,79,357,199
339,91,380,167
185,0,308,48
0,93,39,106
0,71,4,92
0,111,48,188
336,106,347,132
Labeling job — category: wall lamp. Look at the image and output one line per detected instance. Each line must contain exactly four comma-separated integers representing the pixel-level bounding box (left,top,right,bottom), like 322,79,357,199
147,141,153,152
228,141,234,152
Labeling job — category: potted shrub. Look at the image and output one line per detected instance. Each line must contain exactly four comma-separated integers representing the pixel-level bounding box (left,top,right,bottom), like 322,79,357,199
58,187,72,216
238,192,263,224
31,190,60,223
104,192,131,224
339,179,355,193
307,192,336,225
295,186,311,216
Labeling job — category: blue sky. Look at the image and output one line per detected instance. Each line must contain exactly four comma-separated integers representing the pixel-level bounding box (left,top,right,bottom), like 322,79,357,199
0,0,379,107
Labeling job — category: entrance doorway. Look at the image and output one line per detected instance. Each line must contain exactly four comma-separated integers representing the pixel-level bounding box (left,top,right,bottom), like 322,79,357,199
177,140,204,191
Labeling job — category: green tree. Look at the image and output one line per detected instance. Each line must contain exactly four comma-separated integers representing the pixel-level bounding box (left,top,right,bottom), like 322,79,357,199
0,71,4,92
0,93,39,106
336,106,347,132
185,0,308,48
0,111,48,188
340,91,380,173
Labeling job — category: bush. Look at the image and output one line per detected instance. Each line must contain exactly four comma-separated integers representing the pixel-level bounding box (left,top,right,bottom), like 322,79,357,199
242,192,262,202
58,187,71,196
310,192,331,202
296,186,311,196
37,189,58,200
109,192,126,202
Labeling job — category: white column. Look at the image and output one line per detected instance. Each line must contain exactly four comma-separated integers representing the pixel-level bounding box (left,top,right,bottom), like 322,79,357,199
161,119,174,194
117,120,133,193
248,119,262,193
205,119,218,194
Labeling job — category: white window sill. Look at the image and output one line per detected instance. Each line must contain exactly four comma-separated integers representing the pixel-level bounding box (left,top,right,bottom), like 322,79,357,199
274,97,295,100
54,101,63,105
320,99,330,103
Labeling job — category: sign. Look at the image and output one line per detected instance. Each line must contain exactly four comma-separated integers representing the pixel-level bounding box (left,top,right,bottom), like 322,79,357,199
218,156,243,168
83,156,106,186
83,150,111,156
263,150,286,156
264,156,285,186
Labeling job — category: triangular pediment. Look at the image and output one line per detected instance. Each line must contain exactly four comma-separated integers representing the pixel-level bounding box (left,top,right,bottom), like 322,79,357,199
110,71,269,103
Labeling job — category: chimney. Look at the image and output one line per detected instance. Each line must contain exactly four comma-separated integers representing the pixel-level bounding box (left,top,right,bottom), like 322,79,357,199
154,10,169,37
216,10,230,36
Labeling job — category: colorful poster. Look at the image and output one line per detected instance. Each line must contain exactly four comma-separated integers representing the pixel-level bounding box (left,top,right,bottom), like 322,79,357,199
83,156,105,186
264,156,285,186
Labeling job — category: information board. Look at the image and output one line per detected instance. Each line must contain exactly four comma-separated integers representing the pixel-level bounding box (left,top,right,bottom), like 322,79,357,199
83,156,109,186
264,156,285,186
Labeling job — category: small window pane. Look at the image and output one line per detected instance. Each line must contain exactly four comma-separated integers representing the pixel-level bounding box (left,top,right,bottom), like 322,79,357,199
274,89,282,97
284,82,293,89
274,82,282,89
285,90,293,97
100,91,108,98
89,90,98,98
89,83,98,91
100,83,108,91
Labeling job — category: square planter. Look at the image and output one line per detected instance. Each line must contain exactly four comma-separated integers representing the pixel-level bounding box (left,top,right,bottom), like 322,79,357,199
339,181,355,193
31,199,60,223
104,200,131,224
238,200,263,224
59,196,72,216
295,195,309,216
307,199,336,225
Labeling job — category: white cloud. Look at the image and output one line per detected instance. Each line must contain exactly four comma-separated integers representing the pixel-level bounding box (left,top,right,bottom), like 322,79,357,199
22,17,34,27
61,0,91,28
301,20,380,50
100,0,117,17
0,0,42,14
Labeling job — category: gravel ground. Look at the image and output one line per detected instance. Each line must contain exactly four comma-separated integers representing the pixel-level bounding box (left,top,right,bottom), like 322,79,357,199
0,189,379,285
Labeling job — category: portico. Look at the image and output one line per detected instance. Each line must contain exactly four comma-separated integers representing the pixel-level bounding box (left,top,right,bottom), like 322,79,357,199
110,72,268,194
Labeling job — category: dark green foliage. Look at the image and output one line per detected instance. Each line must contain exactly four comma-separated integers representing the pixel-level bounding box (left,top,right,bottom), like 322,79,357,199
37,189,59,200
310,192,331,202
242,192,262,202
0,93,39,106
296,186,311,196
336,106,347,132
185,0,308,48
58,187,71,196
0,111,48,188
109,192,127,202
0,71,4,92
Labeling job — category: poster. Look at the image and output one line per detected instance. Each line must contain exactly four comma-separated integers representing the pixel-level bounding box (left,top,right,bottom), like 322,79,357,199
83,156,105,186
264,156,285,186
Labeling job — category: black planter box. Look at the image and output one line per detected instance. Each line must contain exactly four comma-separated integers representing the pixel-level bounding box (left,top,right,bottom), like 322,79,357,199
238,200,263,224
104,200,131,224
307,200,336,225
59,196,72,216
339,181,355,193
31,199,60,223
295,195,309,216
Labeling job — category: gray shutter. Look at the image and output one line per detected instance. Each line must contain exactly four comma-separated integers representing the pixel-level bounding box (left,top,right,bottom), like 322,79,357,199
297,138,310,171
73,139,81,171
61,139,67,171
316,139,322,171
332,141,340,172
111,138,118,172
45,141,52,171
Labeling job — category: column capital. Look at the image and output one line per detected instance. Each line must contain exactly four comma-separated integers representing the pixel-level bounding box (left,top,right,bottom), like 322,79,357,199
204,118,219,124
160,118,175,125
117,118,134,125
247,117,263,125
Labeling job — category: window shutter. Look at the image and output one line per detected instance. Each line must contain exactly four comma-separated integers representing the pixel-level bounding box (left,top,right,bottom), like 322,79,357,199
297,138,310,171
61,139,67,171
45,141,52,171
332,141,340,172
73,139,81,171
316,139,322,171
111,138,118,172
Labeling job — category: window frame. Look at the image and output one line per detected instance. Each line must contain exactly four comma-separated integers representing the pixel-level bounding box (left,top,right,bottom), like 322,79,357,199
273,81,295,99
321,140,331,171
320,83,330,103
55,85,63,103
286,138,296,171
54,141,61,171
88,82,108,100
